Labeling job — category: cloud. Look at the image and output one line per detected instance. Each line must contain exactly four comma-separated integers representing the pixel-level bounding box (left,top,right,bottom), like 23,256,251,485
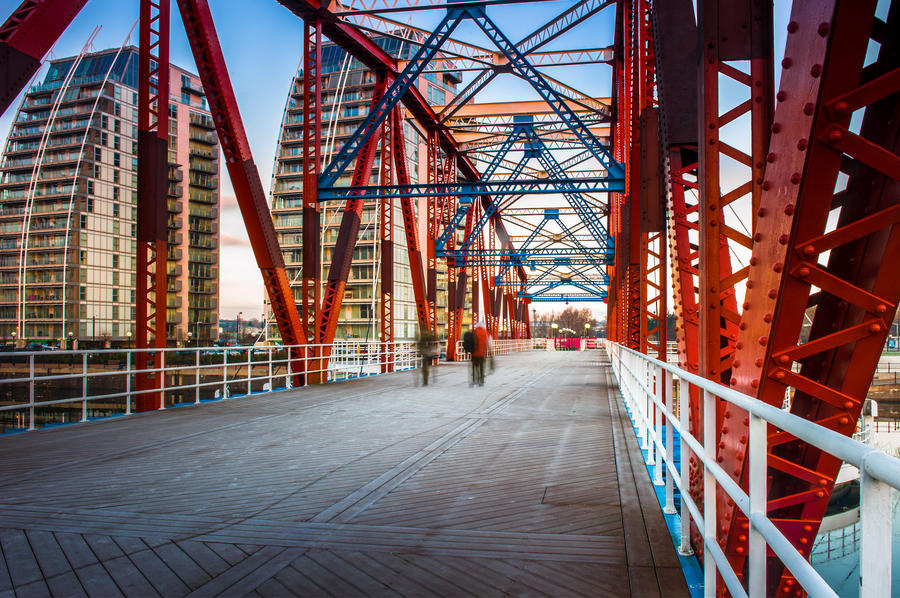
221,194,239,211
221,233,251,247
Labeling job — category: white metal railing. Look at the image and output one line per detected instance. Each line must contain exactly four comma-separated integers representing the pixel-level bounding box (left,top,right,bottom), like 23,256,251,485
606,340,900,598
452,337,542,360
1,338,537,434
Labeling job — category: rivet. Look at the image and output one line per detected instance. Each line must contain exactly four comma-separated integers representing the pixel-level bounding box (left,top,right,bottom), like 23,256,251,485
739,534,748,542
762,180,771,190
733,360,741,367
817,22,830,37
803,102,815,115
787,21,799,33
754,359,762,367
876,304,887,313
746,280,754,289
839,416,850,425
797,138,808,151
758,336,768,346
816,490,825,498
750,257,759,266
736,546,745,554
810,64,822,77
870,322,882,333
803,525,813,532
743,302,751,310
784,204,795,215
736,342,744,350
754,233,762,242
797,267,811,277
776,91,787,102
766,152,777,163
773,262,783,273
790,172,801,184
768,289,777,299
803,244,816,255
781,58,792,69
764,313,773,323
771,122,782,133
834,101,849,115
828,129,843,143
778,355,790,364
757,208,767,217
739,322,747,330
775,370,786,380
800,537,808,545
779,234,789,244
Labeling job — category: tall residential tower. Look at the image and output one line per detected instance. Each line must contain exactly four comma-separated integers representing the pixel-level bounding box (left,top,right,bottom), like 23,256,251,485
0,47,220,347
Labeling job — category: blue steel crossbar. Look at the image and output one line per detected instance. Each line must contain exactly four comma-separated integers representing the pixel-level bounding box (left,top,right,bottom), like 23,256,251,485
319,177,623,201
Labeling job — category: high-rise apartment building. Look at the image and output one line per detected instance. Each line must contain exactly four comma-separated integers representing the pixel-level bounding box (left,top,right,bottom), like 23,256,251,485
0,47,219,347
269,35,458,341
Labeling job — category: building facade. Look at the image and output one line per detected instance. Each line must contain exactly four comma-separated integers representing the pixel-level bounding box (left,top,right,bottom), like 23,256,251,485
0,47,219,347
268,35,458,342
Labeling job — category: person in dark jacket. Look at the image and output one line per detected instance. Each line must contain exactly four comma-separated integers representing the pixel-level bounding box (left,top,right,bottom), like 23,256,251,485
471,322,489,386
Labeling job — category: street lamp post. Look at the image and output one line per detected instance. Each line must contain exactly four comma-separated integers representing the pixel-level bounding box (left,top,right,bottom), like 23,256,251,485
126,331,133,348
195,320,201,347
236,312,242,346
187,331,193,348
584,322,591,337
67,331,73,350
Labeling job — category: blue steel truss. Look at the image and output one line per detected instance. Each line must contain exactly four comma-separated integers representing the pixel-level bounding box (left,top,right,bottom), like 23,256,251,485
318,176,621,201
527,293,608,302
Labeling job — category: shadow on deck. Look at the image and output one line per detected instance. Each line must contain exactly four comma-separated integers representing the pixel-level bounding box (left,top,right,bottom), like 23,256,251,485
0,350,690,597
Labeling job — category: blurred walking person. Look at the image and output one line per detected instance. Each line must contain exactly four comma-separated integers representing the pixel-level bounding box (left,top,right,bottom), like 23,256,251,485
417,328,439,386
471,322,489,386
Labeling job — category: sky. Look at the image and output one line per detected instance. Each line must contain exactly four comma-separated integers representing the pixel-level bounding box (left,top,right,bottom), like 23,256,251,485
0,0,793,322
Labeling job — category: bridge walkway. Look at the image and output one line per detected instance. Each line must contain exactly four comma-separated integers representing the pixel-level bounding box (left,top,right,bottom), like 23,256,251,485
0,350,689,597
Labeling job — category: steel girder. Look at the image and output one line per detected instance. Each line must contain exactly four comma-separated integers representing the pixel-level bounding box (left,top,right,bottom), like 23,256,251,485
0,0,88,114
175,0,308,362
721,1,900,594
134,0,170,412
320,177,623,201
301,19,322,344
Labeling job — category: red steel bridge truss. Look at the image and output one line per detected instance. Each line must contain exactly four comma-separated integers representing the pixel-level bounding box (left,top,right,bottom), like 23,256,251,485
1,0,898,595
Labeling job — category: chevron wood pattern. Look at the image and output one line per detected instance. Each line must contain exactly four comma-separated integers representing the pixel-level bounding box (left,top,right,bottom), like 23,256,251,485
0,351,689,597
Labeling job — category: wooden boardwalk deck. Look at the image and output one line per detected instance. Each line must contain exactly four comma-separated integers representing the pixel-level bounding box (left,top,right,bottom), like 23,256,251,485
0,351,690,598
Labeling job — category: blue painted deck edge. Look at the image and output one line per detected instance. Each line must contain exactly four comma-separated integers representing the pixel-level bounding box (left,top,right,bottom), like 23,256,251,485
620,394,705,598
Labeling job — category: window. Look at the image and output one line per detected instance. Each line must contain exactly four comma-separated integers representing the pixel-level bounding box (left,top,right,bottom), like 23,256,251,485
112,255,119,269
112,187,119,201
113,152,120,167
94,147,101,162
101,132,108,146
114,103,121,117
181,91,190,105
93,164,100,178
79,251,87,265
86,181,94,195
112,170,119,184
80,214,87,228
79,286,86,301
113,136,120,150
427,85,445,106
111,288,118,302
182,74,191,87
101,114,109,129
86,198,93,212
112,203,119,217
114,119,120,133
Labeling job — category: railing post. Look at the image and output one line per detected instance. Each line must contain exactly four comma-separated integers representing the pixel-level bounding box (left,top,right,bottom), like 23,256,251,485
158,351,166,410
640,359,649,451
81,353,88,422
28,353,35,430
748,411,767,598
126,351,132,415
663,369,674,506
247,346,252,395
287,346,293,389
222,348,229,398
678,375,693,556
195,348,201,404
652,364,663,480
268,347,273,391
703,388,717,597
859,465,891,598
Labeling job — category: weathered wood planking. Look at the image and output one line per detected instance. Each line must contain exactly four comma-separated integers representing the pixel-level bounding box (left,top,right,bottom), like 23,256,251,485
0,351,690,597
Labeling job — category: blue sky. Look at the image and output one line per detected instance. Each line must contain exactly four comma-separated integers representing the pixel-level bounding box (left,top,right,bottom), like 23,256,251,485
0,0,792,321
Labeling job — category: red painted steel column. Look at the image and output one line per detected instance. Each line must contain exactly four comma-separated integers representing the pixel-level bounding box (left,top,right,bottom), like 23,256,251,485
723,2,899,594
175,0,307,380
392,108,431,331
426,131,439,335
0,0,87,115
135,0,170,412
379,110,394,373
302,19,322,343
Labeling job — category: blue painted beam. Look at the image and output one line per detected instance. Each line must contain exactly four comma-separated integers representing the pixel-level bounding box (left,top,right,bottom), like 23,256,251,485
319,177,624,201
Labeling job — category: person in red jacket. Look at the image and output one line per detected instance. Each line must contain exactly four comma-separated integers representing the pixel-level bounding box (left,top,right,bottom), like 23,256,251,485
471,322,489,386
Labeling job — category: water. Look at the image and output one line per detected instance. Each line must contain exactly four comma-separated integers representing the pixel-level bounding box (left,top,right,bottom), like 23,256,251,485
811,489,900,596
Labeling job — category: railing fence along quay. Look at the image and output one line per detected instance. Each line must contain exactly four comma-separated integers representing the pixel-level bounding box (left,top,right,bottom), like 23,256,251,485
606,341,900,598
0,339,540,433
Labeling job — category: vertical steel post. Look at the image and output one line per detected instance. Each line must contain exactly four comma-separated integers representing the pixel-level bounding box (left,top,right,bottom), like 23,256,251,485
135,0,170,412
748,412,766,598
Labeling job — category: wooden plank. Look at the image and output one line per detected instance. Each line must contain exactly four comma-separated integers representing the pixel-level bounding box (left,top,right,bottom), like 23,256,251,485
71,562,124,597
126,546,191,596
44,571,88,598
0,530,44,588
151,542,213,590
24,530,70,580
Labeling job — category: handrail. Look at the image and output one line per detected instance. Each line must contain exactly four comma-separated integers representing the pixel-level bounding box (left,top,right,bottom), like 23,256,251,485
605,340,899,598
0,339,536,434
